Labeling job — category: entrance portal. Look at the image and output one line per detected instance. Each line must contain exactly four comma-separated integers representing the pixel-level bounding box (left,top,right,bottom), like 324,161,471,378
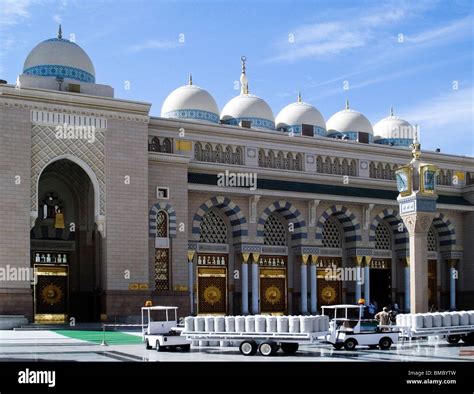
428,260,437,309
369,259,392,309
196,254,228,315
316,257,342,307
31,159,101,322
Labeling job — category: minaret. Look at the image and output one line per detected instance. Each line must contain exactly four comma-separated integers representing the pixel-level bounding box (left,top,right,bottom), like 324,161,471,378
396,131,439,313
240,56,249,95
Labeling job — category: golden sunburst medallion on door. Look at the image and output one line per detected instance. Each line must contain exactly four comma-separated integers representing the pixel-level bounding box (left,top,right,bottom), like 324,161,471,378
41,283,63,306
264,286,281,305
203,286,222,305
321,285,337,304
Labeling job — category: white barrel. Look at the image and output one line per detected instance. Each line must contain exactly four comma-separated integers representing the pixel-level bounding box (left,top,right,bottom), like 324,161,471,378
289,316,300,333
235,316,245,333
396,314,403,326
451,312,460,326
195,316,205,332
432,313,442,328
214,316,225,332
245,316,255,333
422,314,433,328
199,340,209,347
469,311,474,325
404,314,411,328
184,316,194,332
313,316,320,332
220,341,229,347
225,316,235,332
300,317,313,333
277,316,289,333
460,312,469,326
255,316,266,333
266,316,277,333
205,316,215,332
320,315,329,331
412,314,424,329
441,313,451,327
192,340,199,347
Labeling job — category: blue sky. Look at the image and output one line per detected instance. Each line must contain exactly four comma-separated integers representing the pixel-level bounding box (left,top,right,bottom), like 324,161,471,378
1,0,473,156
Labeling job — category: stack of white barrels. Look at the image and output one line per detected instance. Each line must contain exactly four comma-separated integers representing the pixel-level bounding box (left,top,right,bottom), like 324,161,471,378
396,311,474,330
183,315,329,347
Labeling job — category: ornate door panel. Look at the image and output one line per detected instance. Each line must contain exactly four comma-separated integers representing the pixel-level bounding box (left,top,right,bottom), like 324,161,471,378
428,260,437,308
316,257,341,306
197,266,227,315
34,264,68,323
259,268,287,314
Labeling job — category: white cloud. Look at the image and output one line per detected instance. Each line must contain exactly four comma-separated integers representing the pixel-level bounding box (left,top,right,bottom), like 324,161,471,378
53,14,62,24
128,39,178,52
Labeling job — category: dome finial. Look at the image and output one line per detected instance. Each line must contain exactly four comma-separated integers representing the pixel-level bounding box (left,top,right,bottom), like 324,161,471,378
345,98,349,110
297,91,302,103
58,24,62,39
390,106,394,117
188,73,193,86
240,56,249,95
411,124,421,160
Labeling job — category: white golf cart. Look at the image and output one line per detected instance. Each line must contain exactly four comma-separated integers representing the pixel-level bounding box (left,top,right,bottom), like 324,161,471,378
141,306,191,352
322,304,399,351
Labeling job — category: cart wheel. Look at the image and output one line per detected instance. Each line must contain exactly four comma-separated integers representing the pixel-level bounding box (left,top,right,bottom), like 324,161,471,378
379,337,392,350
145,340,152,350
447,335,461,344
259,341,277,357
180,344,191,352
462,333,474,345
344,338,357,351
281,343,299,354
239,340,258,356
156,343,163,352
333,343,344,350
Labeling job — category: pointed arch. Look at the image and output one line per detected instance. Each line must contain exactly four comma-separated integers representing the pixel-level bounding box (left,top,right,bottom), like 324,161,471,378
316,205,361,247
432,212,456,250
149,202,177,238
369,208,407,250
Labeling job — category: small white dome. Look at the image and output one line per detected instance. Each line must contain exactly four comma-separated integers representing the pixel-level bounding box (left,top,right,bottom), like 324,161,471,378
161,82,219,124
276,95,326,136
24,33,95,83
327,108,373,136
373,109,414,147
221,94,275,130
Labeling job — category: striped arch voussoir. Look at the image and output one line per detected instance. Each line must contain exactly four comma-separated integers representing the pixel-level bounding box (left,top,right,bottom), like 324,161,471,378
369,208,406,250
432,212,456,249
315,205,361,246
149,202,177,238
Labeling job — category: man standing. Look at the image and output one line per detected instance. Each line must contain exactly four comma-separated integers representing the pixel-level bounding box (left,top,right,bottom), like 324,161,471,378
375,307,391,326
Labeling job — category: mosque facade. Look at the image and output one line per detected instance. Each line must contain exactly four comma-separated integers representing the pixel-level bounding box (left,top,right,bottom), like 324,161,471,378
0,28,473,323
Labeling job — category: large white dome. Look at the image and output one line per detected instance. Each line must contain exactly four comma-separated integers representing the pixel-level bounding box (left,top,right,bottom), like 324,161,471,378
161,82,219,124
326,101,373,142
221,94,275,130
276,95,326,136
374,108,414,147
23,31,95,83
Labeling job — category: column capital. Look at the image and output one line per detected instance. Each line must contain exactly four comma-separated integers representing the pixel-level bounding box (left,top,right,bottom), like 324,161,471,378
354,256,364,266
242,252,251,264
448,259,458,268
404,257,410,267
301,254,309,265
365,256,372,267
251,253,260,263
400,212,435,234
310,255,318,265
187,250,195,262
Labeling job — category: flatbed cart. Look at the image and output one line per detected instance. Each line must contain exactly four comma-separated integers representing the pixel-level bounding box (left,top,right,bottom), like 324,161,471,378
141,306,191,352
399,324,474,345
181,330,328,356
322,304,400,351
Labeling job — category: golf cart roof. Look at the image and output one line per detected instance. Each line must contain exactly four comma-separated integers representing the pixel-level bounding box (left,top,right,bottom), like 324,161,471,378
141,306,178,311
322,304,363,309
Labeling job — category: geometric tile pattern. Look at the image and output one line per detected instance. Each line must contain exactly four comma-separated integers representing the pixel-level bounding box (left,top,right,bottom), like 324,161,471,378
369,209,407,251
263,213,287,246
31,125,105,215
149,202,177,238
199,209,228,244
427,227,437,252
322,216,342,248
257,200,307,243
316,205,361,247
374,222,392,250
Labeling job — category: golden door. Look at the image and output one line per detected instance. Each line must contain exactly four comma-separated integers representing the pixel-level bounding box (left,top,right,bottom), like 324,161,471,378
259,268,287,314
197,266,227,315
34,264,68,323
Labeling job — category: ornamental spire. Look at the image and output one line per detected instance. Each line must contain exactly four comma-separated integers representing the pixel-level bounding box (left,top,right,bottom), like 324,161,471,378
297,91,302,103
411,124,421,160
58,24,62,39
240,56,249,95
390,106,394,117
188,73,192,86
345,98,349,110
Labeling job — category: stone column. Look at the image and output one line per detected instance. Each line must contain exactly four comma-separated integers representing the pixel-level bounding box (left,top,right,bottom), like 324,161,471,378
310,255,318,314
449,259,457,310
401,214,434,313
364,257,371,304
187,251,195,315
300,254,309,314
251,253,260,314
241,253,250,315
404,257,410,312
354,256,363,303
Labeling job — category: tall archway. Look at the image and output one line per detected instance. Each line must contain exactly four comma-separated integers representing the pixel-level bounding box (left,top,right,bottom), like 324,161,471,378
31,158,101,323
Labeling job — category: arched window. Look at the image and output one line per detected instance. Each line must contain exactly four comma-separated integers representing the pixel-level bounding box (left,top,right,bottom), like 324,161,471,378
263,213,287,246
276,151,284,169
162,138,172,153
199,210,228,244
234,147,243,165
267,151,275,168
258,149,265,167
376,163,384,179
295,153,303,171
332,159,339,175
375,222,391,250
316,156,323,173
149,137,160,152
322,216,342,248
194,142,203,161
369,162,376,178
341,159,349,175
427,227,437,251
384,163,391,180
323,157,331,174
445,170,452,186
156,211,168,238
224,145,233,164
349,160,356,176
467,172,473,185
204,143,212,162
214,144,223,163
155,210,169,290
285,153,294,170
